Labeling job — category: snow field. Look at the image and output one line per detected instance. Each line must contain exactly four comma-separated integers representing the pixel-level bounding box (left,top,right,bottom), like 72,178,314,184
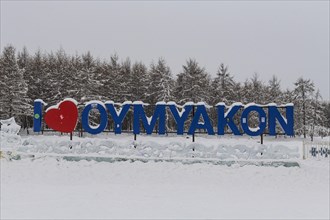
1,133,329,219
1,158,329,219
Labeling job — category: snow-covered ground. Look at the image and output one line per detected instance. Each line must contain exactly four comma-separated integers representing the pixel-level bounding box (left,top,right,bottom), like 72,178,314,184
1,133,329,219
7,133,303,160
1,157,329,219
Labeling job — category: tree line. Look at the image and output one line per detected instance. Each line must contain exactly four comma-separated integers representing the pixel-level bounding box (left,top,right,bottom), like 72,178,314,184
0,45,329,139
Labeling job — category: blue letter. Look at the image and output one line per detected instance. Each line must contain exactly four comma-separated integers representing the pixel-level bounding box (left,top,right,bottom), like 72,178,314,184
217,104,242,135
268,105,294,136
33,99,45,132
133,104,166,135
82,103,108,135
188,105,214,135
105,103,130,134
168,104,192,135
241,106,266,136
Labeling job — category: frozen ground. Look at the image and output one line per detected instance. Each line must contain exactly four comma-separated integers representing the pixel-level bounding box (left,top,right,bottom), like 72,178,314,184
1,134,329,219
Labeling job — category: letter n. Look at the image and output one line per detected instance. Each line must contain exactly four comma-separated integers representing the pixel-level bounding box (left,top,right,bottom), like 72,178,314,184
268,106,294,136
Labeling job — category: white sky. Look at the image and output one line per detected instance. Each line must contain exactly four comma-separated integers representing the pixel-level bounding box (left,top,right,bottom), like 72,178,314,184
1,1,329,100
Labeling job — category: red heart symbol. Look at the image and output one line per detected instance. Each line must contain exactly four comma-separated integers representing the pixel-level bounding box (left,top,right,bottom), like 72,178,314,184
44,100,78,133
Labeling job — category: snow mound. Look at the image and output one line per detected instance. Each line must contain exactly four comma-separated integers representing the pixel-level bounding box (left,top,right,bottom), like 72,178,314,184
18,135,300,160
0,117,22,150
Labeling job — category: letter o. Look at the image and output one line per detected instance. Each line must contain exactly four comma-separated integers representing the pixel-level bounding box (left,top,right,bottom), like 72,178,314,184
82,103,108,134
241,106,266,136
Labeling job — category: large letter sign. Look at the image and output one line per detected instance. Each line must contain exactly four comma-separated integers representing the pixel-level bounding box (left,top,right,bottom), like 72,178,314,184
188,103,214,135
105,101,131,134
217,102,242,135
168,102,192,135
82,102,108,135
268,104,294,136
241,105,267,136
33,99,294,137
133,102,166,135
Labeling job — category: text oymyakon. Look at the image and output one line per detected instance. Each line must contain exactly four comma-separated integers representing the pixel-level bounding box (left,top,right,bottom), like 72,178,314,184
33,98,294,136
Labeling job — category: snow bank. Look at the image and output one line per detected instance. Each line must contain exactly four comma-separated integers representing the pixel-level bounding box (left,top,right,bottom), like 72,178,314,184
0,117,20,134
17,135,301,160
0,117,21,150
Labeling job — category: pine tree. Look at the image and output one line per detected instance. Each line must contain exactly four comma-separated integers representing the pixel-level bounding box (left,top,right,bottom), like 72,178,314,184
282,88,294,103
174,59,211,104
309,90,327,140
78,51,101,102
24,50,48,103
294,77,314,138
42,51,62,104
266,75,282,103
17,47,29,70
119,58,132,101
129,62,149,102
107,54,123,102
148,58,174,103
211,63,235,105
250,73,266,104
322,102,330,130
0,45,31,122
67,53,83,102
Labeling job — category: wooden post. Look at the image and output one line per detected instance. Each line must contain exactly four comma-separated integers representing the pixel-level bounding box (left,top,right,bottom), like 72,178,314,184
302,141,306,160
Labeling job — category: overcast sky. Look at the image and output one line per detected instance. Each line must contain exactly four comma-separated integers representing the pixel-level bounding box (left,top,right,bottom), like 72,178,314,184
1,1,329,100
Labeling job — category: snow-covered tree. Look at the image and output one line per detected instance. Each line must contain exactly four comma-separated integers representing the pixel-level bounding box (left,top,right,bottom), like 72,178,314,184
249,73,266,104
24,50,46,103
294,77,315,138
119,58,132,101
148,58,174,103
266,75,282,103
241,74,265,104
309,90,327,140
211,63,235,105
129,62,149,102
42,51,62,104
174,59,211,104
0,45,31,121
2,45,329,135
102,54,125,102
322,102,330,131
17,47,30,70
77,51,102,102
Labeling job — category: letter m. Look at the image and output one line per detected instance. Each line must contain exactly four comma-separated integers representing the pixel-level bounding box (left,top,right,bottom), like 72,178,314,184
133,104,166,135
